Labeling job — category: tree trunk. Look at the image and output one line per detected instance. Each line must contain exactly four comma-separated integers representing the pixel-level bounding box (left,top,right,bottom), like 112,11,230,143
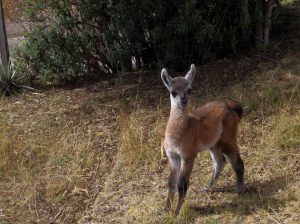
255,0,263,48
264,0,277,47
134,53,141,71
241,0,250,26
0,0,9,67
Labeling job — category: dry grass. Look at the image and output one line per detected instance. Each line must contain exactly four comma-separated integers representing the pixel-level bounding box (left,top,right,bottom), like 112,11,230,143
1,49,300,223
85,52,300,223
0,89,120,223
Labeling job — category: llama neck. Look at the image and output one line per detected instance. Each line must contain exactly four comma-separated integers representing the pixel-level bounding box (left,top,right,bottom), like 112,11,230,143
169,95,188,119
170,106,188,120
167,104,189,135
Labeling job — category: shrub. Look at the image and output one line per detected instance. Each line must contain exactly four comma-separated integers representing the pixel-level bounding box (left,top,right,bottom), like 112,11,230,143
16,0,264,83
0,59,19,95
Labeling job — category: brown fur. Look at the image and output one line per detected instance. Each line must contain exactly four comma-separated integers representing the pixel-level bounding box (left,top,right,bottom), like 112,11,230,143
165,100,241,158
161,65,244,214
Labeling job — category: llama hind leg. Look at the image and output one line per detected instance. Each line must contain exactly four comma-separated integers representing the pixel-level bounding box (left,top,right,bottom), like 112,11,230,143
202,147,226,193
208,147,226,189
222,144,244,194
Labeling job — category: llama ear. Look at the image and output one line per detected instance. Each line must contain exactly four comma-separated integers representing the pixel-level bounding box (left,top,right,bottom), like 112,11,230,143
185,64,196,84
161,68,173,90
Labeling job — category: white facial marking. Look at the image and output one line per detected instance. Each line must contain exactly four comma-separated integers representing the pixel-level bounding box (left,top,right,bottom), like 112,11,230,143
170,94,181,109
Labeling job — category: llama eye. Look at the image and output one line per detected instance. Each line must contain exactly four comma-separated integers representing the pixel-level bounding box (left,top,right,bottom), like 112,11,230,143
187,89,192,94
171,91,177,97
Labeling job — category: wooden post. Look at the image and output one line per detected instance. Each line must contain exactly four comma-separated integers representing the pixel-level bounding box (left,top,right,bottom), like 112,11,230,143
0,0,9,67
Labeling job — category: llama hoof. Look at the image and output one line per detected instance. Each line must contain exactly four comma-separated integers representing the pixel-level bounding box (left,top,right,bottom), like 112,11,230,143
201,187,212,193
162,207,169,213
237,185,244,195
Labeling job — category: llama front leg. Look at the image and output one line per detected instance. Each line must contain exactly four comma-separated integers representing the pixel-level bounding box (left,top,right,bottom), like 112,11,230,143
176,157,195,214
165,152,181,210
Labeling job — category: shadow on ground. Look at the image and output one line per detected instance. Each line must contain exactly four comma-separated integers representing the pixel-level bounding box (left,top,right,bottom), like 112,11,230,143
191,175,289,217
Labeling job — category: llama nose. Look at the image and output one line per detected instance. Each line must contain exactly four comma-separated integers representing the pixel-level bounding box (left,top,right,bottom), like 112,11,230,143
181,95,187,104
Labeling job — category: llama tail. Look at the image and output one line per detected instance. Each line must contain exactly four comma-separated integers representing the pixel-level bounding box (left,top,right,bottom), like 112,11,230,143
225,99,244,119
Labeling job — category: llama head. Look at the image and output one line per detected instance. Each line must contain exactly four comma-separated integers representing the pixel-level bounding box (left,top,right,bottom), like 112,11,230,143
161,64,196,110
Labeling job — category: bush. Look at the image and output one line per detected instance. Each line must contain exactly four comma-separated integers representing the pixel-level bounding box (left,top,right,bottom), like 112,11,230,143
16,0,257,83
16,27,90,84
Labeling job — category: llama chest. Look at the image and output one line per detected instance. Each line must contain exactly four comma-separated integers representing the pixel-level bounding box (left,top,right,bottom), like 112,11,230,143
164,137,184,157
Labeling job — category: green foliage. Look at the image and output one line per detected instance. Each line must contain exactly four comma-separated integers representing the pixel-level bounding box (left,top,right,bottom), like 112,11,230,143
16,27,89,84
0,59,20,96
16,0,256,83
